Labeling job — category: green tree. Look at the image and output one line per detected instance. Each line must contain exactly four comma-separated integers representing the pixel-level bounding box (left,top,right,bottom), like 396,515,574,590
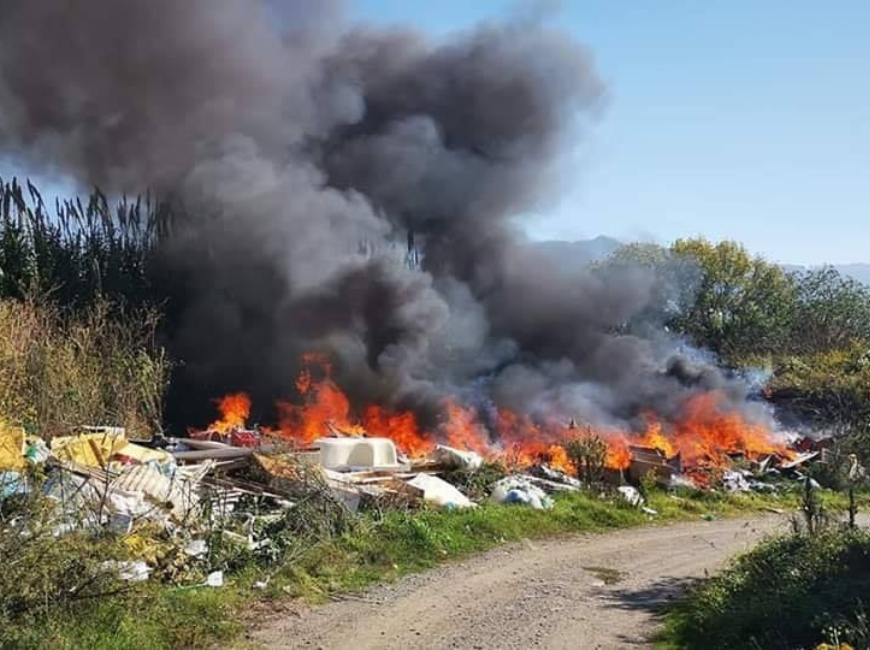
668,238,795,360
788,266,870,354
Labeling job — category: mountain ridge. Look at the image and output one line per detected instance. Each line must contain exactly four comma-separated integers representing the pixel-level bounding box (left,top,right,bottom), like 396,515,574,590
536,237,870,285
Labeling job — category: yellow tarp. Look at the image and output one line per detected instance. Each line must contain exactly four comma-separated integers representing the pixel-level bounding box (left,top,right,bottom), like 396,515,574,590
115,442,174,466
0,419,26,471
51,431,129,468
50,431,173,469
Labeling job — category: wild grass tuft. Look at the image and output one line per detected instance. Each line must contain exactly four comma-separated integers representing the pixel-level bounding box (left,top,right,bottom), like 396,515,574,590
0,296,170,438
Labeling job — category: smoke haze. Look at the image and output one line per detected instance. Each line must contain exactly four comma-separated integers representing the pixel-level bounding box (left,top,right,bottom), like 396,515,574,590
0,0,769,434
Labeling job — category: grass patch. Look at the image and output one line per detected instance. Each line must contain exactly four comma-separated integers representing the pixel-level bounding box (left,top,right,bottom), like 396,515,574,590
269,488,797,601
1,584,243,650
658,526,870,650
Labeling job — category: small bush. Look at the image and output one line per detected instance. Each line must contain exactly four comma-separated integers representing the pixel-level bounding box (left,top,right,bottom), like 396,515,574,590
0,485,135,632
564,431,608,487
664,528,870,649
441,461,507,502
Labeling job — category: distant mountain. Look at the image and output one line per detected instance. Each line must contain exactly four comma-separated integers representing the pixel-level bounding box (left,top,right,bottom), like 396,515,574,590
535,237,870,286
833,264,870,286
535,236,622,266
783,263,870,286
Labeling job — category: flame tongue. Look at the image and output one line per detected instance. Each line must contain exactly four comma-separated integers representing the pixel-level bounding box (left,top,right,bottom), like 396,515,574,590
442,400,491,456
362,406,435,457
208,392,252,433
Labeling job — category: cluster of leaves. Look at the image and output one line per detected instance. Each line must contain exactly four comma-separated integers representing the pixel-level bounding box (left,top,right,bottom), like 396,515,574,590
0,500,239,649
770,347,870,421
668,239,797,358
664,528,870,649
600,238,870,362
0,475,139,640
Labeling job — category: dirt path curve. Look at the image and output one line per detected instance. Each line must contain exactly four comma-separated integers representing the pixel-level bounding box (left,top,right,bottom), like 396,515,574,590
251,515,787,650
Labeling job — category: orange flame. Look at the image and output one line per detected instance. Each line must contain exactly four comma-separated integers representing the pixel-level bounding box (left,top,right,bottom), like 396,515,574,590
208,392,252,433
665,392,784,466
442,400,491,456
276,354,369,445
204,357,790,476
362,406,435,457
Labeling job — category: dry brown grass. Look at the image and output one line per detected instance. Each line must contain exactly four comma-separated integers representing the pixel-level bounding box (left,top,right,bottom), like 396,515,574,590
0,297,170,439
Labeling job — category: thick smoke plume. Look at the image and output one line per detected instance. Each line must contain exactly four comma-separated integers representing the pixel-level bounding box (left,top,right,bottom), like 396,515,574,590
0,0,767,433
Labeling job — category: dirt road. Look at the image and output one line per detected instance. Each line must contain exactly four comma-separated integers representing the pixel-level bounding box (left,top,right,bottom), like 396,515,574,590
251,516,786,650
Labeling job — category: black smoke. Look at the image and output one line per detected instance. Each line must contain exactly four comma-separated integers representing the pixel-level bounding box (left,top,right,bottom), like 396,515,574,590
0,0,769,433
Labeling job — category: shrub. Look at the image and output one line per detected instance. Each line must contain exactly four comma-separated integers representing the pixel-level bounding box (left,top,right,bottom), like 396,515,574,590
0,297,170,438
0,476,137,635
564,431,608,487
665,529,870,649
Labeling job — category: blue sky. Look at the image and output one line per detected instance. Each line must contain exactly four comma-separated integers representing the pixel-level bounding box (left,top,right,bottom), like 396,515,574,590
355,0,870,265
2,1,867,265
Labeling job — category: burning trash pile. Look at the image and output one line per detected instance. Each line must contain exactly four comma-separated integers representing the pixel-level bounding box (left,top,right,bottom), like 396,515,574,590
0,354,846,591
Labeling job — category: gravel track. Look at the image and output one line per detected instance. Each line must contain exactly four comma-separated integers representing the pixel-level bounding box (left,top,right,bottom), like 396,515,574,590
251,515,786,649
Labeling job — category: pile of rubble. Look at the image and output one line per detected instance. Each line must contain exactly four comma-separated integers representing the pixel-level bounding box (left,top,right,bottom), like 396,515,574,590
621,435,843,494
0,419,586,582
0,416,850,584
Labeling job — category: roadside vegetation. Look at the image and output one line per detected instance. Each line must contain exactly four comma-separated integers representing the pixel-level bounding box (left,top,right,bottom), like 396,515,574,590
0,298,169,439
659,448,870,650
0,484,819,650
659,527,870,650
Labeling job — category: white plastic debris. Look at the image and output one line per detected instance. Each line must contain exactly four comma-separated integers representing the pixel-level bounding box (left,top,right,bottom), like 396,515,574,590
749,480,777,493
185,539,208,558
533,465,583,490
432,445,483,471
781,451,820,470
0,471,27,500
253,580,269,590
102,560,152,583
111,464,199,521
108,512,134,535
722,470,752,493
105,485,150,520
317,437,400,470
24,438,50,464
669,474,699,489
408,474,476,509
491,476,553,510
617,485,644,507
642,506,658,516
206,571,224,588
